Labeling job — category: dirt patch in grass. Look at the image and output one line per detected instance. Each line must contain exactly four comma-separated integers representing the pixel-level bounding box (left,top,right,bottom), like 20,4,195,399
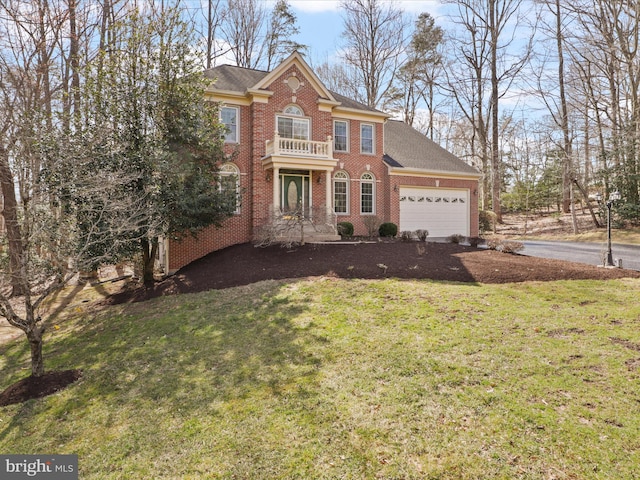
0,369,82,407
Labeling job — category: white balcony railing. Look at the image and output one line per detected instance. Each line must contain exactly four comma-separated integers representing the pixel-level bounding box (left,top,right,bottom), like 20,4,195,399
265,132,333,159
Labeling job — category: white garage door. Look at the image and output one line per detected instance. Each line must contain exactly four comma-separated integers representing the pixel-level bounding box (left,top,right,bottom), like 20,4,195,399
399,187,470,237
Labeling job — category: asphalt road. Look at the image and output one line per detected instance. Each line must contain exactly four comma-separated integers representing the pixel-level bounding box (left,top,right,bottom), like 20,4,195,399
521,240,640,271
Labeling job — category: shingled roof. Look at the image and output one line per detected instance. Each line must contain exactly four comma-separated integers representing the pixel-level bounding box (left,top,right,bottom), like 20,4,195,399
383,120,479,176
204,64,380,113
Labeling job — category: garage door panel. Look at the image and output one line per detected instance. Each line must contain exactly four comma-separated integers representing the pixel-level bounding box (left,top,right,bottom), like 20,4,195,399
399,188,469,237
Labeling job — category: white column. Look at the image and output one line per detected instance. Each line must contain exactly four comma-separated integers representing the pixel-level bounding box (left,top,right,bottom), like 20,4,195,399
325,170,332,217
273,167,280,213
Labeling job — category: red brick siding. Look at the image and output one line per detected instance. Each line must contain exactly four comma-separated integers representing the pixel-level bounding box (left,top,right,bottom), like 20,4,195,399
168,61,478,272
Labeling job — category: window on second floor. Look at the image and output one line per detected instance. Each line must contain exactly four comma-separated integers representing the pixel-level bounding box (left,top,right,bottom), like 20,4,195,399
277,104,309,140
360,123,374,154
220,106,238,143
334,120,348,152
277,116,309,140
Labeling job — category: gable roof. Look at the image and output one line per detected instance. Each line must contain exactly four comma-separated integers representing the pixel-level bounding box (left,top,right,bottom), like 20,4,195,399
384,120,480,177
204,64,268,92
204,57,381,115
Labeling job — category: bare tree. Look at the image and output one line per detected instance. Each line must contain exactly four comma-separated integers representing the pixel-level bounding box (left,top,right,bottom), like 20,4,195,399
389,12,444,130
443,0,532,221
340,0,409,109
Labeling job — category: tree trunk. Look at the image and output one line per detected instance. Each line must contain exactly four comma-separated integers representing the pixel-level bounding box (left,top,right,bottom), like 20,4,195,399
27,326,45,377
0,148,27,297
490,0,502,223
141,238,158,286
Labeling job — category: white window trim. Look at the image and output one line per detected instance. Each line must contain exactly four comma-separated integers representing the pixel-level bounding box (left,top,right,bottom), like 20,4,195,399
360,123,375,155
333,171,350,215
360,172,376,215
276,114,311,140
219,163,241,214
221,106,239,144
333,119,349,153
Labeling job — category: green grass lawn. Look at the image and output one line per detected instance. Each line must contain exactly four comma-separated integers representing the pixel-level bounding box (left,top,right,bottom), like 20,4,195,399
1,277,640,479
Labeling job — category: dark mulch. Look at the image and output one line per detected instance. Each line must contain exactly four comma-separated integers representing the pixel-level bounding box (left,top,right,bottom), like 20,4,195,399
0,369,82,407
105,241,640,304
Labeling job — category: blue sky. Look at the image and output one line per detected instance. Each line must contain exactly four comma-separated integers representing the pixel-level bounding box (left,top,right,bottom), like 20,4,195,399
288,0,443,63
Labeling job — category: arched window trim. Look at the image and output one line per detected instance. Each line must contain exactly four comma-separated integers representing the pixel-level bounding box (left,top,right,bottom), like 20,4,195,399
333,170,350,215
360,172,375,215
219,163,241,214
283,104,304,116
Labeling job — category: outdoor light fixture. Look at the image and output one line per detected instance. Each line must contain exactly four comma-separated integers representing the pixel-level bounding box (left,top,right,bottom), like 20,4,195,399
598,191,622,267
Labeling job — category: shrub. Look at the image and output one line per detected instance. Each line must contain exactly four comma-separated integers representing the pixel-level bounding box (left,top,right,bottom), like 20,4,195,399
415,229,429,241
500,240,524,254
486,238,523,254
400,230,414,241
363,215,381,238
467,236,485,248
378,222,398,238
447,233,465,244
486,238,501,250
479,210,498,233
337,221,354,237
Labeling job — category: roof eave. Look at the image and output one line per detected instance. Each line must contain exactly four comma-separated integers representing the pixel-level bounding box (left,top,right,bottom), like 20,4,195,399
386,164,482,180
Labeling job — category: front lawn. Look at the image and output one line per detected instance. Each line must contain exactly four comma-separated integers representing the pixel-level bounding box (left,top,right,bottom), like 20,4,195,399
1,278,639,478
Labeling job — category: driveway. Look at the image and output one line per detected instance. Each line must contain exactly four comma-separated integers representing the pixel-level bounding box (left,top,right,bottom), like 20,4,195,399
521,240,640,271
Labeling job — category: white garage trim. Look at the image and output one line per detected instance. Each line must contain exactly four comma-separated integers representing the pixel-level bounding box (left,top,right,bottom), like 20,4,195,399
399,187,470,238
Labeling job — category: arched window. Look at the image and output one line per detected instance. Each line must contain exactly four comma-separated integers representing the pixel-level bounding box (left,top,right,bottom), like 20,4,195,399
333,171,350,215
278,105,309,140
360,172,375,214
283,104,304,116
219,163,241,214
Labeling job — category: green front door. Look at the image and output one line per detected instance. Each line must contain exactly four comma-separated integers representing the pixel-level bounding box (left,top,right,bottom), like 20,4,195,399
282,174,310,216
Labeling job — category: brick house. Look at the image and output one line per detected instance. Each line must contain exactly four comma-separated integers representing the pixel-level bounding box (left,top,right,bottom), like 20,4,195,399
160,52,480,274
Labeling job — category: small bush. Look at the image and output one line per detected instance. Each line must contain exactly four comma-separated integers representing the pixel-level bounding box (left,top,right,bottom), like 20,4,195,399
363,215,381,238
467,236,485,248
479,210,498,233
415,229,429,241
486,238,501,250
447,234,465,244
500,240,524,254
378,222,398,238
400,230,414,241
486,238,523,254
337,221,354,237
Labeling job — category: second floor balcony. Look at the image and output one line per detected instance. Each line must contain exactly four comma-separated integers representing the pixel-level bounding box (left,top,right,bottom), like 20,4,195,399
265,132,334,160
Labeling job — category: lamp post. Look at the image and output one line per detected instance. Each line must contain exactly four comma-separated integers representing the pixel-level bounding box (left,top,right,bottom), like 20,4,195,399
596,191,621,267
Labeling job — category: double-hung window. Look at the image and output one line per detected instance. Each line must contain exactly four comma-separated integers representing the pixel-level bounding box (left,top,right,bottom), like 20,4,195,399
277,104,309,140
360,123,374,154
334,120,348,152
334,171,349,214
219,163,241,214
360,172,375,214
221,106,238,143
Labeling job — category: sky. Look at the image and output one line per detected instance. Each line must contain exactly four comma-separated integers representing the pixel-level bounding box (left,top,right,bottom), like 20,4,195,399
282,0,443,64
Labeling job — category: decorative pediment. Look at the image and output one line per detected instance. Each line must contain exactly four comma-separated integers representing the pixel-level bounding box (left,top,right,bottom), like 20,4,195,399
253,52,337,103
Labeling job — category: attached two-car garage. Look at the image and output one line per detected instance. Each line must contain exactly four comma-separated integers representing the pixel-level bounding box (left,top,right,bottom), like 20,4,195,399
399,187,470,238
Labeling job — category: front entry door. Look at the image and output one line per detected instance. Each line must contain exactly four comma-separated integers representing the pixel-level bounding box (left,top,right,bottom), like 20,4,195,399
282,174,310,217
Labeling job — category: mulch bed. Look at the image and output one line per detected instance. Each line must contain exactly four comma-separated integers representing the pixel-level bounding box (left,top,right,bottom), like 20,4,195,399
106,241,640,304
0,370,82,407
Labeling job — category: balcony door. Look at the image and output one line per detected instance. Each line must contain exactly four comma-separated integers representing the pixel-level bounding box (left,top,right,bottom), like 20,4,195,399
281,172,310,217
